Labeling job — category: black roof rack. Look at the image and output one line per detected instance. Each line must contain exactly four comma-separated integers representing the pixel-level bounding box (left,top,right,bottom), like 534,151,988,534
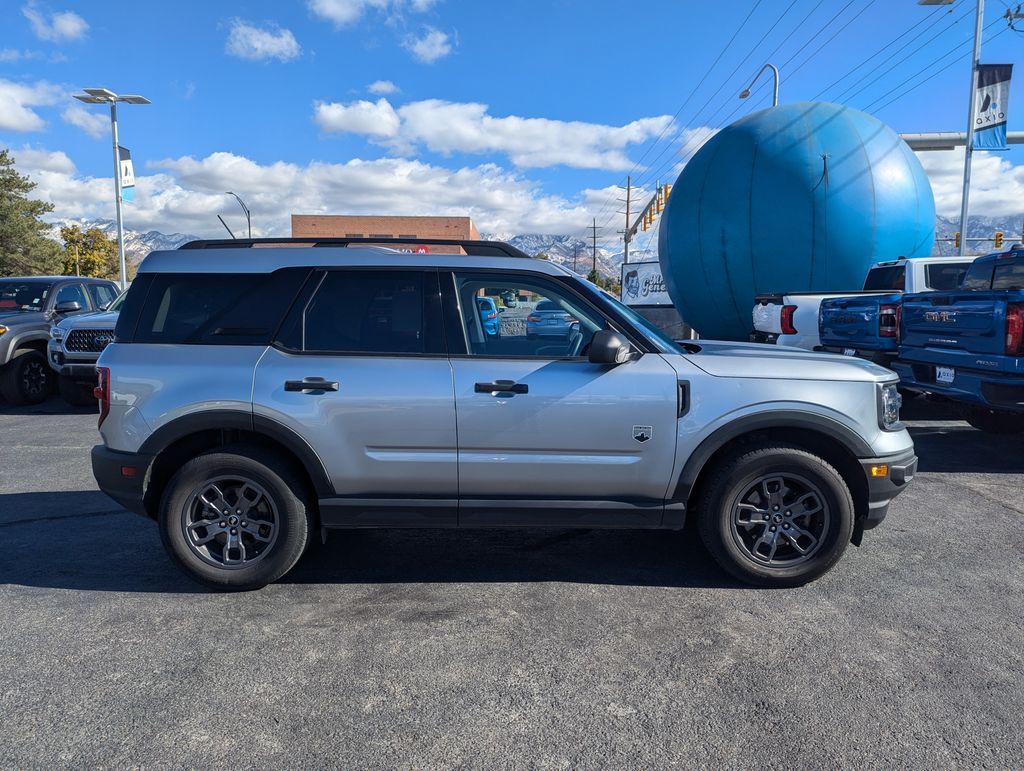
178,236,530,259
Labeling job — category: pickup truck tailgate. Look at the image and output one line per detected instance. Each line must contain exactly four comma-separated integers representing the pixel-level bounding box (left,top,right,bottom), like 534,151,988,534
820,293,901,350
901,292,1024,373
752,300,783,335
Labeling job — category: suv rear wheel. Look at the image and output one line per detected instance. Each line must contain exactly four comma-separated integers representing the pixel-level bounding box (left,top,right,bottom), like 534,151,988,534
0,348,53,405
158,446,312,590
697,444,854,587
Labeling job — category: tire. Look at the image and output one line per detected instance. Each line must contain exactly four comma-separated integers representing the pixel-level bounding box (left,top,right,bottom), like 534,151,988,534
58,374,97,406
158,445,313,590
960,405,1024,434
0,348,53,405
696,443,855,587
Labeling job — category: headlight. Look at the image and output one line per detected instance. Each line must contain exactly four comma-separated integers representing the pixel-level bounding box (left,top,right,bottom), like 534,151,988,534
0,325,7,336
878,382,903,430
50,326,64,341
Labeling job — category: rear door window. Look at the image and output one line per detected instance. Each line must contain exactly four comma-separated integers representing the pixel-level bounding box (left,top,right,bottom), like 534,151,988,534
88,283,117,309
992,260,1024,290
863,266,905,291
282,269,444,355
925,262,970,290
130,269,309,344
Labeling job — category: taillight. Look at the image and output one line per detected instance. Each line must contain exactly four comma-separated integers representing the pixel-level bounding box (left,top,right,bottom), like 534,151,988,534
95,366,110,428
527,314,540,322
486,311,497,320
780,305,797,335
879,303,898,338
1006,303,1024,355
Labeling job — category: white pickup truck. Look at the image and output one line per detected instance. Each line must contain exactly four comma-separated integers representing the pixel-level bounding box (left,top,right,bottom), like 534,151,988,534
750,256,974,351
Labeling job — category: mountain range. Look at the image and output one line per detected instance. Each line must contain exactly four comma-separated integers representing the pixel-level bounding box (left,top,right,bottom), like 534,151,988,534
50,215,1024,271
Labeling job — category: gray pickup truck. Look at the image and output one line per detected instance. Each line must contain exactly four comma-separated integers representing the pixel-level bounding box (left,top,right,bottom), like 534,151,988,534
48,291,123,405
0,276,119,405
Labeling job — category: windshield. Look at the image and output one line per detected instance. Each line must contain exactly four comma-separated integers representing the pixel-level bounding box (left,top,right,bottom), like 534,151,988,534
0,281,52,312
107,290,127,312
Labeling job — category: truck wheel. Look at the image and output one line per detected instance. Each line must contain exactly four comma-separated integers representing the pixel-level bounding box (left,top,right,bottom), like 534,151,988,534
697,444,855,587
0,348,53,405
960,405,1024,434
58,374,97,406
158,445,313,591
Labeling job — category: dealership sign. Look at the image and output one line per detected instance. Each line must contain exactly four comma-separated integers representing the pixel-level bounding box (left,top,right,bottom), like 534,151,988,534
620,261,672,306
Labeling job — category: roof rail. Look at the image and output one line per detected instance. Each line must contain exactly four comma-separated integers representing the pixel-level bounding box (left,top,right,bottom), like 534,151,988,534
178,236,530,259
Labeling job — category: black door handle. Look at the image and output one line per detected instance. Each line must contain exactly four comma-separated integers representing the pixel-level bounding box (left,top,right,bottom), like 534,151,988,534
475,380,528,394
284,377,339,392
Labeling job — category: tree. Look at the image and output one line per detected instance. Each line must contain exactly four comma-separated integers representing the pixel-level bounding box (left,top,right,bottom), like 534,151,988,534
534,251,550,260
0,149,62,276
60,224,120,279
587,269,622,297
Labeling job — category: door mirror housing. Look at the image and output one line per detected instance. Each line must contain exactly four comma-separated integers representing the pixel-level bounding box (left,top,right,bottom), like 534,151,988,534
588,329,633,365
54,300,82,314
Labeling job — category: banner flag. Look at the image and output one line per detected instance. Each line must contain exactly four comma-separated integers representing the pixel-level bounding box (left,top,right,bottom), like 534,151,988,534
118,145,135,202
973,64,1012,150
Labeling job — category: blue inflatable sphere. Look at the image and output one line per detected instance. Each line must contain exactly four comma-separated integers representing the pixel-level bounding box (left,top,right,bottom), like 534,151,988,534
658,101,935,340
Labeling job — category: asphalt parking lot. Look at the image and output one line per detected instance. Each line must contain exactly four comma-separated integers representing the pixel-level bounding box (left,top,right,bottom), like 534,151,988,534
1,397,1021,767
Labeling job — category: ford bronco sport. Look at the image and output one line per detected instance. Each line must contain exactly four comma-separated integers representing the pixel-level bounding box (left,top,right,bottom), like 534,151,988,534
91,238,916,590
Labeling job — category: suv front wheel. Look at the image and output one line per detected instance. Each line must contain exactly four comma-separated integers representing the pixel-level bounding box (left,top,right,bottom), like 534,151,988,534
159,446,313,590
697,444,854,587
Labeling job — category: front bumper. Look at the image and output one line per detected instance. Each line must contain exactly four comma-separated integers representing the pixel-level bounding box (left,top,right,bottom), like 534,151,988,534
47,343,99,379
892,360,1024,412
91,444,153,519
859,447,917,529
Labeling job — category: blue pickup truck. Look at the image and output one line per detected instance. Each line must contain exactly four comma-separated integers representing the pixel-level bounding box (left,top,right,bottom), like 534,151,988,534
892,245,1024,433
818,256,973,367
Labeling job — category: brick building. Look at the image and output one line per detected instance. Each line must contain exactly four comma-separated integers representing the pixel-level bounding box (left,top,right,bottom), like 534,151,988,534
290,215,480,254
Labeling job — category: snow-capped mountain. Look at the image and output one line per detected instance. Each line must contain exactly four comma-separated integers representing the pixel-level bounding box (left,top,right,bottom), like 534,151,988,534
47,219,203,263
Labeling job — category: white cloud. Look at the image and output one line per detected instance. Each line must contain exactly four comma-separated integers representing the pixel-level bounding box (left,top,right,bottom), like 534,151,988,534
368,79,399,95
0,48,43,62
8,146,599,237
314,98,401,139
225,19,301,62
916,148,1024,219
314,96,675,170
403,27,451,63
307,0,438,27
0,78,62,132
22,2,88,42
61,104,108,139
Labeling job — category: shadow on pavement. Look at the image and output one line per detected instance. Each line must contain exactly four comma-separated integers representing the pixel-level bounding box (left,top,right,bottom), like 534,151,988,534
908,424,1024,474
0,396,97,416
0,490,740,593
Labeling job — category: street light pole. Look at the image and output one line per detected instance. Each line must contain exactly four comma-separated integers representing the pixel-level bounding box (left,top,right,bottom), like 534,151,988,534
73,88,151,290
226,192,251,239
739,63,780,107
958,0,985,256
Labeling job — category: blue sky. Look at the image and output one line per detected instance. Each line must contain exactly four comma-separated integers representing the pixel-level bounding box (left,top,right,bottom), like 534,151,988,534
1,0,1022,245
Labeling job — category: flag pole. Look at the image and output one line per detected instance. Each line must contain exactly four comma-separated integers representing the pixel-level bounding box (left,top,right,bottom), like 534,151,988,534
958,0,985,256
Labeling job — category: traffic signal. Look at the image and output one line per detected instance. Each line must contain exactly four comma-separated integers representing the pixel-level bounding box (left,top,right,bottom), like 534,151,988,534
954,231,961,249
995,231,1004,249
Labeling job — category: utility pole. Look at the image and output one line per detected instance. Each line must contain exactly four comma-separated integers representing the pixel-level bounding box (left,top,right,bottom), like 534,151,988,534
572,244,578,273
958,0,986,256
589,219,599,278
623,175,631,265
74,243,80,276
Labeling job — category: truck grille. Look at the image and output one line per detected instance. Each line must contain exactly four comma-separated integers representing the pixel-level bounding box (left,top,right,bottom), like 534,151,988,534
65,328,115,353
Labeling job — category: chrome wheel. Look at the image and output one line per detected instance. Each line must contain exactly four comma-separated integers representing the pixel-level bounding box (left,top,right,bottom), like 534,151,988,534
731,473,829,566
181,476,280,569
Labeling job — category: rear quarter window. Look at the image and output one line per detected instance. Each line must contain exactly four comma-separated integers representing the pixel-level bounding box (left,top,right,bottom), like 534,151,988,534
961,260,995,290
122,269,309,344
863,265,905,291
925,262,970,291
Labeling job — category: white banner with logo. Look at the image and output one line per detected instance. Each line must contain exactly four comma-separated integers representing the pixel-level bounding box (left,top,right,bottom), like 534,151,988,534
620,261,672,306
974,64,1012,150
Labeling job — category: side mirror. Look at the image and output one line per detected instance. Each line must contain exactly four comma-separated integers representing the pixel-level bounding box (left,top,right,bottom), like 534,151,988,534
588,329,633,365
98,302,109,311
54,300,82,314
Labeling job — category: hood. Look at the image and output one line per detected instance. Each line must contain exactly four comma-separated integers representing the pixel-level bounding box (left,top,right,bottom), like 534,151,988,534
684,340,894,383
56,310,120,330
0,309,46,327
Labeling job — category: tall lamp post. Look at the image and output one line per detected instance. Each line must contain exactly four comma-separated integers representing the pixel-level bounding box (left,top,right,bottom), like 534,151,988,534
739,63,780,107
72,88,150,289
225,192,252,239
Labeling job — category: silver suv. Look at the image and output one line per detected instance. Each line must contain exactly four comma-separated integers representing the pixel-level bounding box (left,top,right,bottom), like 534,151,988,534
91,238,916,590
